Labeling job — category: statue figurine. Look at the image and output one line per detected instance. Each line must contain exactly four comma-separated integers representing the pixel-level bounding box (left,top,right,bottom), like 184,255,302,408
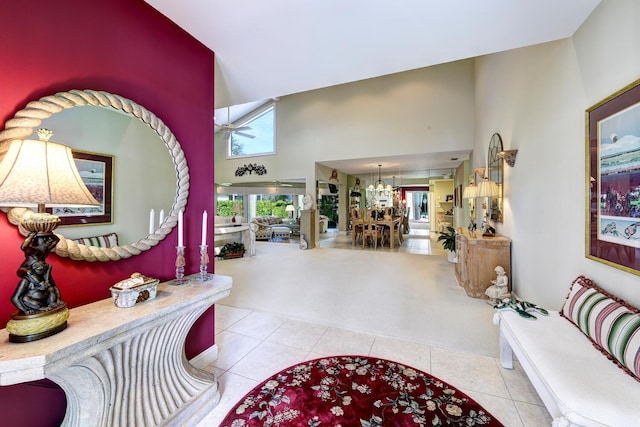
482,213,496,236
302,194,314,210
11,232,64,315
485,265,510,305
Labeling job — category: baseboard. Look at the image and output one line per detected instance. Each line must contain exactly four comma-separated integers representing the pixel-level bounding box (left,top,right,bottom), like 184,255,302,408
189,344,218,369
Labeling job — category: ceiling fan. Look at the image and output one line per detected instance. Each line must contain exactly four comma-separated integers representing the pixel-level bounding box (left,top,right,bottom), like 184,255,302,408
274,180,293,187
215,106,255,139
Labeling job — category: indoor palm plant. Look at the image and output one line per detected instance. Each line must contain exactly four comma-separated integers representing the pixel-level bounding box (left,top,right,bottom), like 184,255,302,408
437,226,458,263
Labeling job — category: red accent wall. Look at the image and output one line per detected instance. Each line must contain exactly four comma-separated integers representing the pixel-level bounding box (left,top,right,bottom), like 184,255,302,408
0,1,215,425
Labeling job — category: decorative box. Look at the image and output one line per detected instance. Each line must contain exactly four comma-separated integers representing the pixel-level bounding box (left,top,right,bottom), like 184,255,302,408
110,273,160,308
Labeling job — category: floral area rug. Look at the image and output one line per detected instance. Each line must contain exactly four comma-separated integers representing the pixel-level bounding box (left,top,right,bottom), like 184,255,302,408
220,355,503,426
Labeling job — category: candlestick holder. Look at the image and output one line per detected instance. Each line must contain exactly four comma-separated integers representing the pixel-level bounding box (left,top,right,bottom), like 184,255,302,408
171,246,189,285
195,244,212,282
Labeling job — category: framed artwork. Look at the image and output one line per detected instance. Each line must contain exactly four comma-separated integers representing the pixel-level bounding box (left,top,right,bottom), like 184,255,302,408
52,150,114,226
455,184,463,208
586,78,640,276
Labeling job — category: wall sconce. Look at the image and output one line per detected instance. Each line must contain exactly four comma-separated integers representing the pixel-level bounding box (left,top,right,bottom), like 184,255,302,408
0,129,100,342
473,168,486,179
497,149,518,167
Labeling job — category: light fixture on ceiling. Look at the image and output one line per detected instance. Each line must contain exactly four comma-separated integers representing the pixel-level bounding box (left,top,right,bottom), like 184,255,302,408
0,129,100,343
374,164,386,193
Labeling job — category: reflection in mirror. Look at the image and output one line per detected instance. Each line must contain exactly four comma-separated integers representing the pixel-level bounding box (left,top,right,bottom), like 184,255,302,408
36,106,176,245
487,133,504,223
0,90,189,262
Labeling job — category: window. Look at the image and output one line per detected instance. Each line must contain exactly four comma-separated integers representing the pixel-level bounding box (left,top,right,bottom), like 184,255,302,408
228,104,275,158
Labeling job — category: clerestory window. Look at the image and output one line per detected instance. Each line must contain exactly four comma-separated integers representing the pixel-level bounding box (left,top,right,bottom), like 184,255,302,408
227,104,275,159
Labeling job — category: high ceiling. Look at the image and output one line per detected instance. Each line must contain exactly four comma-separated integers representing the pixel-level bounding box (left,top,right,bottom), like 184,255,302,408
145,0,599,109
144,0,600,179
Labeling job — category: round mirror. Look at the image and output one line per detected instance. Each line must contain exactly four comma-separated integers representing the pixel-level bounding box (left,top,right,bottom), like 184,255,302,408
487,132,504,223
0,90,189,261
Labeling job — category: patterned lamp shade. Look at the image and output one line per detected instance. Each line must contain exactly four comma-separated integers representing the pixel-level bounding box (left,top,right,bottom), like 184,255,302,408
0,134,100,209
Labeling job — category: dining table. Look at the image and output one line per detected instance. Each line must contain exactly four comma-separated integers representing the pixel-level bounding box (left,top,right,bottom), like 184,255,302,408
352,216,404,248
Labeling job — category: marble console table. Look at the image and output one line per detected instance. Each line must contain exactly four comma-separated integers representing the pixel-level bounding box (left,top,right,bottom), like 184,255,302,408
0,274,232,427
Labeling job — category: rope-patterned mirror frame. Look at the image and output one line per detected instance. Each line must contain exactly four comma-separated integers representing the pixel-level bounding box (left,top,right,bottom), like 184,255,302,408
0,89,190,261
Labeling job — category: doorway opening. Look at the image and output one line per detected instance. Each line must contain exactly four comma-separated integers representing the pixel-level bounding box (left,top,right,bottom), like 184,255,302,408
405,191,429,222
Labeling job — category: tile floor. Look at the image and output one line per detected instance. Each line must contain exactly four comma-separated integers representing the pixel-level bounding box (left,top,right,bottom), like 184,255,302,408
198,223,552,426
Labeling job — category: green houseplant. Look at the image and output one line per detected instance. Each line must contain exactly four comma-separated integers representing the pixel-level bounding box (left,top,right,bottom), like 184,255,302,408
216,242,246,259
437,226,458,263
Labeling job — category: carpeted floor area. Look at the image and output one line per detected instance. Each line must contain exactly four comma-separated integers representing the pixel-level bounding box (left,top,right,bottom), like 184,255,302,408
213,236,498,356
220,355,504,426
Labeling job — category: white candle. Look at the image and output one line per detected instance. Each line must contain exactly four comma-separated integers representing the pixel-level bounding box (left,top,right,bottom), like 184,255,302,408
201,210,208,246
149,209,155,234
178,209,184,247
159,209,165,227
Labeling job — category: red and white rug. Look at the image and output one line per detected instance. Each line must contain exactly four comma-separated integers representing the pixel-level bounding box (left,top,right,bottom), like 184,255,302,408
220,355,503,426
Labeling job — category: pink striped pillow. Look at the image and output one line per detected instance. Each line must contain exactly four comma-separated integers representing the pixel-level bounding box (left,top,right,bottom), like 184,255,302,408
560,276,640,382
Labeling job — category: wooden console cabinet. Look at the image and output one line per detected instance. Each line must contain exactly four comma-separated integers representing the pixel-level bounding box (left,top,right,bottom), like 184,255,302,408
454,231,511,298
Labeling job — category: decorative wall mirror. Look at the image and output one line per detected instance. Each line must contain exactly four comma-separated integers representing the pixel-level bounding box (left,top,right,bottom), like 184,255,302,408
487,132,504,223
0,89,189,261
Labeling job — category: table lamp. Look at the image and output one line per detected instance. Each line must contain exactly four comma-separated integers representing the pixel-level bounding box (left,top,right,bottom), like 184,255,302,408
0,129,100,342
231,202,243,223
285,204,295,220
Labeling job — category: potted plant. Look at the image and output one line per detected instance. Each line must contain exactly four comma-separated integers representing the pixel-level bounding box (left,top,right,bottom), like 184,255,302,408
437,226,458,263
216,242,246,259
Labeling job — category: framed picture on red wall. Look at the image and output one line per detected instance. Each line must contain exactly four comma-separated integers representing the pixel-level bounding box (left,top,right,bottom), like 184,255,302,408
52,150,114,226
586,78,640,276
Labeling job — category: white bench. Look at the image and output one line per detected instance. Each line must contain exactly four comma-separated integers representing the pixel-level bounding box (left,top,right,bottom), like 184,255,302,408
496,309,640,427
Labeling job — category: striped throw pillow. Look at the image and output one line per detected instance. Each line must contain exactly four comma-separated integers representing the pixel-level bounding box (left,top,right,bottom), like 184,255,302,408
72,232,119,248
560,276,640,382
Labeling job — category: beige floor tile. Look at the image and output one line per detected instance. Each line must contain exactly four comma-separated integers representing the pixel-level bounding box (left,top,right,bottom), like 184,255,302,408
214,304,252,329
266,318,328,351
196,371,259,427
368,336,432,373
228,340,310,381
514,400,554,427
496,359,545,406
226,310,286,340
463,389,524,427
213,330,261,370
311,326,376,356
430,346,510,398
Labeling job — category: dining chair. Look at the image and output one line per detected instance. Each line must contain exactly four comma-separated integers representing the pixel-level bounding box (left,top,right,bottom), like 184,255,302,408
350,208,364,245
363,209,383,249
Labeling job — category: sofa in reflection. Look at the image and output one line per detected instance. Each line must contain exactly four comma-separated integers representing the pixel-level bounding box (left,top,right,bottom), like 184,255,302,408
251,216,285,240
251,214,330,240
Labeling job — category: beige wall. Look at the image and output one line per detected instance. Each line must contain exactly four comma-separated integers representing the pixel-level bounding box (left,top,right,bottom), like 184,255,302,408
474,0,640,308
215,59,476,192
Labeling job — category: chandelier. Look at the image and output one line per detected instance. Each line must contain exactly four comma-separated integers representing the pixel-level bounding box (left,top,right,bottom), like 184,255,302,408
366,165,387,194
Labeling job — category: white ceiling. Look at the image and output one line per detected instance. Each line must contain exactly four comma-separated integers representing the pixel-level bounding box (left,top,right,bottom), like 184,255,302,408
144,0,600,179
